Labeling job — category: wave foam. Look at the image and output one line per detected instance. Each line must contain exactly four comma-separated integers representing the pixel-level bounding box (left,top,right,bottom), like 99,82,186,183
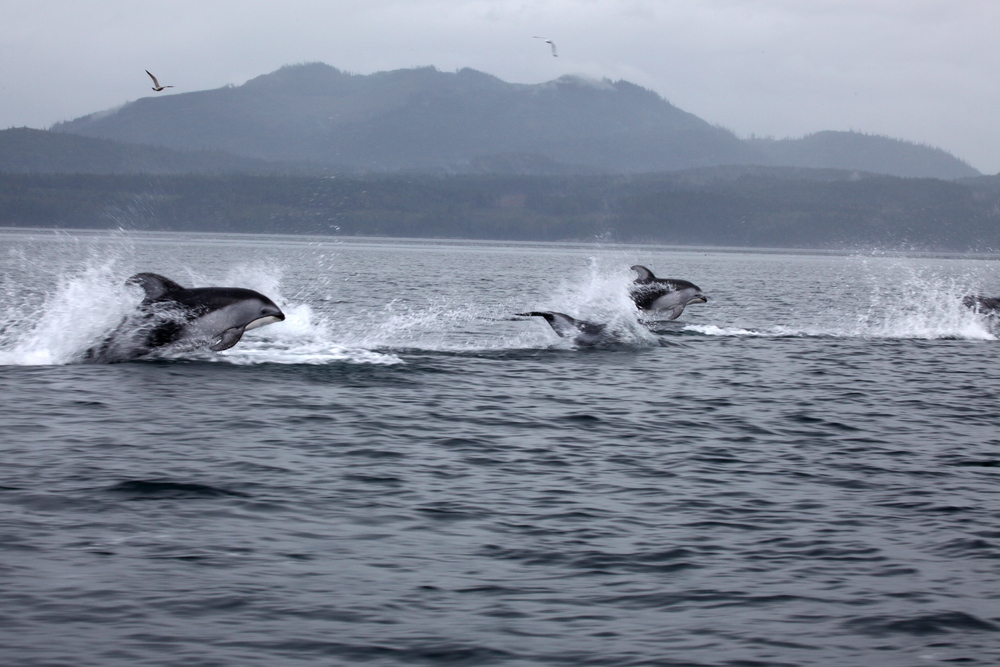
0,265,402,366
218,303,402,365
683,324,773,337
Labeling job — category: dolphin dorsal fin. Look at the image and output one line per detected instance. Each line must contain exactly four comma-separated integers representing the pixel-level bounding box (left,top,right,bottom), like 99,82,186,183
126,273,184,302
631,265,656,284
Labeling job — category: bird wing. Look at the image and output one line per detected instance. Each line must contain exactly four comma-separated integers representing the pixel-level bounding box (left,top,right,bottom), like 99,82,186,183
532,37,558,57
145,70,160,87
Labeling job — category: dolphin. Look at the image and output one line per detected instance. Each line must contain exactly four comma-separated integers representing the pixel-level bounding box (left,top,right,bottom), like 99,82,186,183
518,311,608,347
963,295,1000,315
629,265,707,320
84,273,284,362
963,295,1000,332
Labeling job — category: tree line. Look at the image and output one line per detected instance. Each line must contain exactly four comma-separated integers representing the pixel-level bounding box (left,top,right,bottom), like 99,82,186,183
2,170,999,251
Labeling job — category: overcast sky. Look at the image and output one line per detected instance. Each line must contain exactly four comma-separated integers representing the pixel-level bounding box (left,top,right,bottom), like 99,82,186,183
3,0,999,173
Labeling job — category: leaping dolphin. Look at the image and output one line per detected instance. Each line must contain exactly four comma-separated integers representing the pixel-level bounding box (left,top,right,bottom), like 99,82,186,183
629,265,707,320
963,295,1000,332
964,295,1000,314
84,273,284,362
518,311,607,346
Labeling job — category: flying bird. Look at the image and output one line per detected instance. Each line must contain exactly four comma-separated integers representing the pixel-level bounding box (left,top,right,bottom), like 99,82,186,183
145,70,174,92
533,36,558,57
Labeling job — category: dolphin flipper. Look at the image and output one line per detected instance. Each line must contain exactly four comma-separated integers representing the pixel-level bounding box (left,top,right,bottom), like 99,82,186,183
210,327,246,351
664,305,686,320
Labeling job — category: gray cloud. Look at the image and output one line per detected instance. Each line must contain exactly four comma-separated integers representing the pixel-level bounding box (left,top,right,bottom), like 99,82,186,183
3,0,997,172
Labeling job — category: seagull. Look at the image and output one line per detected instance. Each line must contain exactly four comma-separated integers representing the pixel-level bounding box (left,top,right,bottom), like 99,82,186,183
145,70,174,92
533,36,558,57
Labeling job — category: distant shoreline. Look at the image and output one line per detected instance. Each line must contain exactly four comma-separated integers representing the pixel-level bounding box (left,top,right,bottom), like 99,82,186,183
4,226,1000,262
2,170,999,252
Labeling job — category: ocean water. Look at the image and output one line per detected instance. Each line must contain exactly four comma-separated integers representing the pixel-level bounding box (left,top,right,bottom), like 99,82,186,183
2,229,1000,666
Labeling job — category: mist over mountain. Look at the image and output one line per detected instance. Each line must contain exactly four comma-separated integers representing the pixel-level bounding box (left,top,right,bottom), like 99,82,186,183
9,64,991,251
49,63,978,179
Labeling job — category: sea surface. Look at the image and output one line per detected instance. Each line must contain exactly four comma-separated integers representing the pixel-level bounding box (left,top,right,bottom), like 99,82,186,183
2,229,1000,666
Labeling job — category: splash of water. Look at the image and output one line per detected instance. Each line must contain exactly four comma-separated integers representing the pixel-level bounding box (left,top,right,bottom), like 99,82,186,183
840,263,995,340
0,263,138,365
218,302,402,365
683,324,773,338
680,257,997,341
537,257,658,346
0,258,400,366
3,240,996,364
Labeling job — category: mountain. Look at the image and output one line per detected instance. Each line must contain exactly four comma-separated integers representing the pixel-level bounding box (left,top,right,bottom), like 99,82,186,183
0,127,312,175
53,64,751,173
749,131,978,180
48,63,977,179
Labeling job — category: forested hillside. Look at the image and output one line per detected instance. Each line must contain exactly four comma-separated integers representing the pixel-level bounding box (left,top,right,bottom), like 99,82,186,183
50,64,978,179
4,169,999,250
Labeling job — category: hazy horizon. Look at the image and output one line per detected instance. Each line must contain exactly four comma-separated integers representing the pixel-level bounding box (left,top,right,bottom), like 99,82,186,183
3,1,998,173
